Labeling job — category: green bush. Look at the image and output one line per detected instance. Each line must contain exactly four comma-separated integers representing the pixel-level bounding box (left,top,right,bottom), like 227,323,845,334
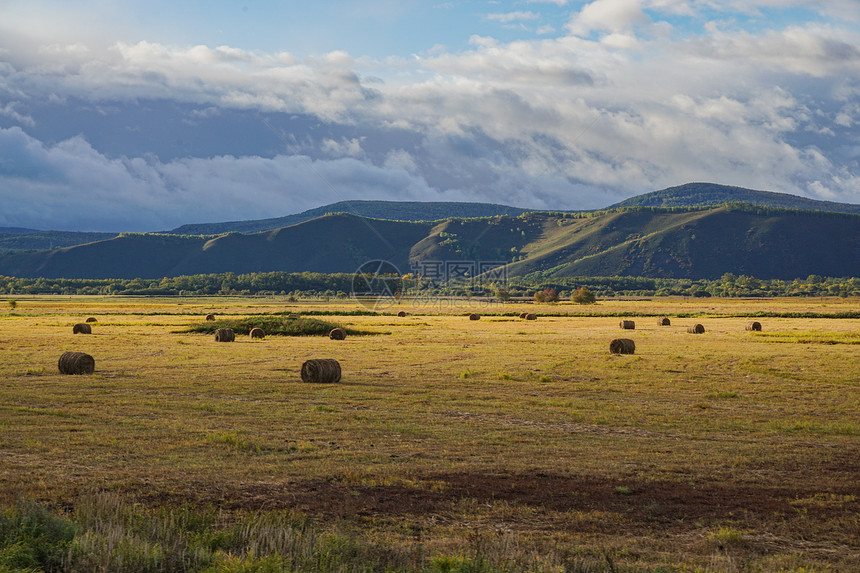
185,316,356,337
571,287,596,304
0,500,75,572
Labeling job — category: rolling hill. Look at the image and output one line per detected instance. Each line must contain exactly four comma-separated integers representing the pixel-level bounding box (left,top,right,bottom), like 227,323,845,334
607,182,860,214
2,183,858,253
0,230,118,252
167,200,534,235
1,205,857,280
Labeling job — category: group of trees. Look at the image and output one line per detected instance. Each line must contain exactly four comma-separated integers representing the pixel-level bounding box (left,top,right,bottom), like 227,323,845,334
0,272,858,298
507,274,860,299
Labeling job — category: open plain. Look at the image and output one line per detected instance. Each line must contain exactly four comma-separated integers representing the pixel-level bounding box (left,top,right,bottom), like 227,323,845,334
1,296,858,572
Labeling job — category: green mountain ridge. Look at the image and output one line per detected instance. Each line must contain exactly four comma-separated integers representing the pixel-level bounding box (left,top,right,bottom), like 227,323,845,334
167,200,534,235
2,183,858,254
1,205,857,280
608,182,860,214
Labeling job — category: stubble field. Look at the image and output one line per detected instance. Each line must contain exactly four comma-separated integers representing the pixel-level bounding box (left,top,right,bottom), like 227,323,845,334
1,295,858,572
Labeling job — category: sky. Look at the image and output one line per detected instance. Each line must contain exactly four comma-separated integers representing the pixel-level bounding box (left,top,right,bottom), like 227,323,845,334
1,1,859,232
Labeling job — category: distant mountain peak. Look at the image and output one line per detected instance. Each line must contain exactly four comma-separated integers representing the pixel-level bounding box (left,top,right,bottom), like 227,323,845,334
609,183,860,214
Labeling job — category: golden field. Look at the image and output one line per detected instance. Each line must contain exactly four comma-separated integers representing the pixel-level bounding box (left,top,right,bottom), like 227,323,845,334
0,295,858,572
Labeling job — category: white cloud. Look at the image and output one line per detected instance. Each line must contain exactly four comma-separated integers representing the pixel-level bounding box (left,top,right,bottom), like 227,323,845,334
567,0,649,36
0,126,439,231
321,137,365,158
689,25,860,77
485,12,540,24
0,102,34,126
1,1,859,232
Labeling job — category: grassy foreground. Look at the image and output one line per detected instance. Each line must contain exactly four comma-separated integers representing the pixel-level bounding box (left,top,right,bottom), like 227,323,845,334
0,295,858,572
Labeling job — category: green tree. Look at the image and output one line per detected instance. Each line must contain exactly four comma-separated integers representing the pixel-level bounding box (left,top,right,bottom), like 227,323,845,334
571,287,596,304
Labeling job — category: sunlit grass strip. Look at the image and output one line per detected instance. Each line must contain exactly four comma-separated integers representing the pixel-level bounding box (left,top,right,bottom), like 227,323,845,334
755,332,860,344
770,419,860,436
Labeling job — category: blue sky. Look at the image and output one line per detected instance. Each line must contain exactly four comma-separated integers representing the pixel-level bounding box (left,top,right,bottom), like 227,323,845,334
1,1,859,231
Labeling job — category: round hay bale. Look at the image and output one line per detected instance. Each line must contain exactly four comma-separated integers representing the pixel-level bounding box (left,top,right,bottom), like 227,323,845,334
519,312,528,319
525,313,537,321
619,320,635,330
745,321,762,332
85,317,98,323
609,338,635,355
72,323,92,335
657,317,670,326
329,327,346,340
214,328,235,342
397,311,407,317
58,351,95,375
301,359,342,383
469,313,481,321
249,327,265,339
687,324,705,334
205,314,216,321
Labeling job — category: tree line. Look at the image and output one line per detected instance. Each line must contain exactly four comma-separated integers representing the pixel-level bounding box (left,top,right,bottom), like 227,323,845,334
0,272,857,298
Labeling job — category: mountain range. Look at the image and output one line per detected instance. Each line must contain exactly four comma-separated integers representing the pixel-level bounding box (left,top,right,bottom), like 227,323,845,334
0,183,858,280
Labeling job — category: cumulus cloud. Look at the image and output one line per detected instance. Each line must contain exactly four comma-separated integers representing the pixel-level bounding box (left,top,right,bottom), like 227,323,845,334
485,12,541,24
567,0,649,36
0,0,859,231
0,126,435,231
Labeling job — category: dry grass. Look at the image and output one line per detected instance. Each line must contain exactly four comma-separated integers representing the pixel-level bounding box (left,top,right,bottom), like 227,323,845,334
1,295,858,571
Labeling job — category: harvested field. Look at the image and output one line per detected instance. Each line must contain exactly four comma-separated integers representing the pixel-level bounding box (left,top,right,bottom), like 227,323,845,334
0,295,858,572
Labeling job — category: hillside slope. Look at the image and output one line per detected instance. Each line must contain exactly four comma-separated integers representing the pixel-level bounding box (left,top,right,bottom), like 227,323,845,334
1,207,857,280
513,207,860,279
0,216,433,279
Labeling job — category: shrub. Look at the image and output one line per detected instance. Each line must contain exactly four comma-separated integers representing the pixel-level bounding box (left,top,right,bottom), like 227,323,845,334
571,287,596,304
533,288,558,303
186,316,361,337
0,500,75,572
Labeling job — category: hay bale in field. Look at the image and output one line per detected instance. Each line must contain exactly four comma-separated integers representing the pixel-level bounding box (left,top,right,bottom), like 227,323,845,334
469,313,481,321
519,312,528,319
397,311,407,317
301,359,341,383
619,320,635,330
745,321,762,332
329,327,346,340
609,338,635,355
687,324,705,334
214,328,235,342
72,323,92,335
657,317,670,326
85,317,97,323
249,327,265,339
58,351,95,375
205,314,216,321
525,313,537,321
